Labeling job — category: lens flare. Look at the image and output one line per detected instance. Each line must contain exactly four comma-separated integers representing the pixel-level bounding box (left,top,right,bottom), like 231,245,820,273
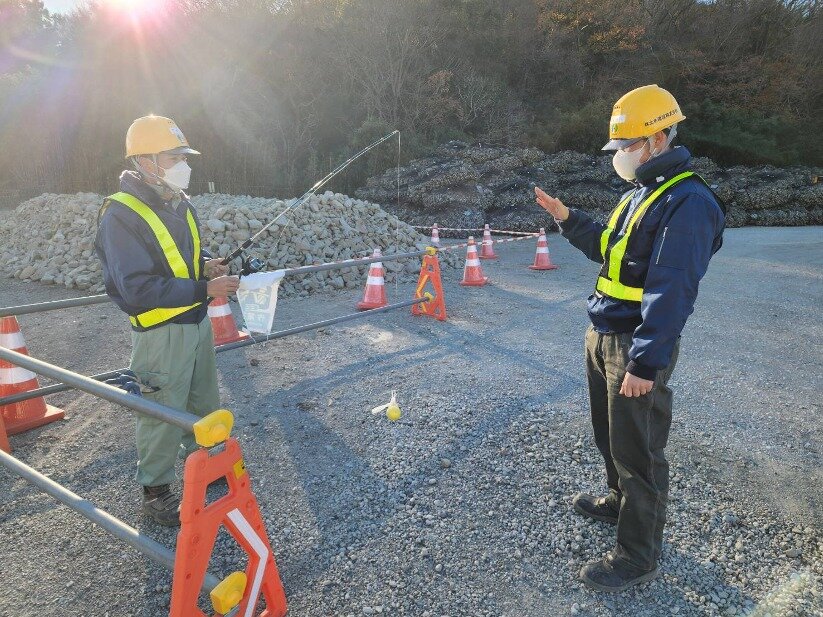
102,0,169,25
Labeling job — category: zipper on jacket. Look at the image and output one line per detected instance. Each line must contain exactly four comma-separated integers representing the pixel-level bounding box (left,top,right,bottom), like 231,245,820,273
655,227,669,265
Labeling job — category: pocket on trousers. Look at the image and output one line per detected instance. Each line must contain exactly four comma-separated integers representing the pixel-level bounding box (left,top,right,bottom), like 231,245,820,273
133,370,169,406
137,370,169,390
130,327,173,395
616,332,634,361
585,325,596,342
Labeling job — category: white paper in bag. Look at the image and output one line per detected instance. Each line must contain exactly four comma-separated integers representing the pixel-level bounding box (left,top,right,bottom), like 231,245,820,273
236,270,286,334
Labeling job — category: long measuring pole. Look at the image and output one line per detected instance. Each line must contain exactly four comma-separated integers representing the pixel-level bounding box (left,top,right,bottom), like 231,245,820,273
221,130,399,266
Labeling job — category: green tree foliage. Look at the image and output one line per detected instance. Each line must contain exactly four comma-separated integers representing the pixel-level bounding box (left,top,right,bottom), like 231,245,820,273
0,0,820,198
681,100,792,166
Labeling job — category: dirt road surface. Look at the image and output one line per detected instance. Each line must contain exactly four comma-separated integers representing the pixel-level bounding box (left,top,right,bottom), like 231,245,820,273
1,226,821,616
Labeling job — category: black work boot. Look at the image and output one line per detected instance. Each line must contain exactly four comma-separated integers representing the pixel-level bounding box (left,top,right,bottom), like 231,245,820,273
142,484,181,527
580,552,659,592
572,491,619,524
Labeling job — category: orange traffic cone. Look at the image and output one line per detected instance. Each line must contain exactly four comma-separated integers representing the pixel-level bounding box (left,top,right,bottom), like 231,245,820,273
460,237,489,287
479,224,498,259
529,228,559,270
0,316,64,435
209,297,250,346
430,224,441,247
357,249,388,310
0,414,10,453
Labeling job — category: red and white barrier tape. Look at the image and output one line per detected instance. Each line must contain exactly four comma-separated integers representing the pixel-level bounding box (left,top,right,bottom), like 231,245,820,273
437,233,539,253
412,225,477,231
272,233,537,274
287,250,392,274
414,225,537,236
484,229,538,236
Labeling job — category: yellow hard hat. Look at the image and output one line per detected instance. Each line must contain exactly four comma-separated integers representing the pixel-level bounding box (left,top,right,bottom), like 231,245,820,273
602,85,686,151
125,115,200,159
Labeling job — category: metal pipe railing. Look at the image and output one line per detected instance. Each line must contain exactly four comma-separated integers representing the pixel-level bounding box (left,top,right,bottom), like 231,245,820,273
215,295,431,352
0,295,110,318
0,347,202,433
0,296,432,407
0,448,221,592
0,249,431,318
0,369,124,406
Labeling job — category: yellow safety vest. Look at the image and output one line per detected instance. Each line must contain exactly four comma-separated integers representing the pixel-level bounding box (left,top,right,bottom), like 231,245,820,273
596,171,695,302
102,192,202,329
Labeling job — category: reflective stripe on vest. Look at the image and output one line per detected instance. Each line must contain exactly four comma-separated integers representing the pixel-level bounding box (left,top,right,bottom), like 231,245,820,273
599,191,635,259
104,192,202,328
596,171,695,302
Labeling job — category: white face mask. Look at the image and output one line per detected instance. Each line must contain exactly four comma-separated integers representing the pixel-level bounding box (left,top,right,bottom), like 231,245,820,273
612,124,679,181
612,140,649,181
160,160,192,191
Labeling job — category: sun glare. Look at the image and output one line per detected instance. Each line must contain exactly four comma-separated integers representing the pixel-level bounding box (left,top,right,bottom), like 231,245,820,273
103,0,167,23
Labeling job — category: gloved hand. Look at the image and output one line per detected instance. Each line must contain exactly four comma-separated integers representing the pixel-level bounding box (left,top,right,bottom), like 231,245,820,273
104,372,144,397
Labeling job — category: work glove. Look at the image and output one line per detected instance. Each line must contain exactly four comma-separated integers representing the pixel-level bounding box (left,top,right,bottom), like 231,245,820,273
104,371,144,397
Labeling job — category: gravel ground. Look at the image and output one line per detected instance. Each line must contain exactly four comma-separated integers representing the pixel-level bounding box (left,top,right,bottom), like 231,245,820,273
1,226,821,617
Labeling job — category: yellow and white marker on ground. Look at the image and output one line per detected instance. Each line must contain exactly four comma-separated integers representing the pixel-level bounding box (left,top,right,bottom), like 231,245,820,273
371,391,402,422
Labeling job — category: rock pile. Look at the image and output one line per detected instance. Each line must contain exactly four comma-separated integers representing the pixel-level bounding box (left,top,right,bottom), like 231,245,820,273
0,191,451,293
358,141,823,231
0,192,103,291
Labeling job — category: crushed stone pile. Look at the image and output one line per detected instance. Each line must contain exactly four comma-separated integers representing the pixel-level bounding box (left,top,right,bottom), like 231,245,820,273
0,191,454,293
358,141,823,231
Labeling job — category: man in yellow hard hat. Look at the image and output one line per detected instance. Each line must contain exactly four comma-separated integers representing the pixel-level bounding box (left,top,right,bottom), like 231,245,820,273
95,115,239,526
534,85,725,591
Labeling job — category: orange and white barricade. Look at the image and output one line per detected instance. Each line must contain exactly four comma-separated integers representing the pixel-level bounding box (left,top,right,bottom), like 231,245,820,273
412,248,447,321
171,438,287,617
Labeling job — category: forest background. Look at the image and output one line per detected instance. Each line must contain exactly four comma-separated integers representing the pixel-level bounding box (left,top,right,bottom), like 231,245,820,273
1,0,821,200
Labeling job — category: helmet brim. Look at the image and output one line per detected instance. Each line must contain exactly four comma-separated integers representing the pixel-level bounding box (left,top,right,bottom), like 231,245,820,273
601,138,643,151
163,146,200,155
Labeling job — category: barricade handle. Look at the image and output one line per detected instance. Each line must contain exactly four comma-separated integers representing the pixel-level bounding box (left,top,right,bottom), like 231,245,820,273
193,409,234,447
210,571,247,615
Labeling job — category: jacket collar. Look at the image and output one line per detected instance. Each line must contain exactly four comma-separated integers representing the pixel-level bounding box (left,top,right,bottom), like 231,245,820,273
634,146,692,188
119,170,187,211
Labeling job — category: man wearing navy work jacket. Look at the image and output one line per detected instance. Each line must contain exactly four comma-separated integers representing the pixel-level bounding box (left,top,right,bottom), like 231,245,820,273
95,115,239,526
534,85,725,592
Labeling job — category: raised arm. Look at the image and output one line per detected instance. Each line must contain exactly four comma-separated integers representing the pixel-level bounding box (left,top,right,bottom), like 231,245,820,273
535,187,608,264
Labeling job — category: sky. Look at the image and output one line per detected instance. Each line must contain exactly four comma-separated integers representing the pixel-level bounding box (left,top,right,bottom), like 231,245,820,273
44,0,80,14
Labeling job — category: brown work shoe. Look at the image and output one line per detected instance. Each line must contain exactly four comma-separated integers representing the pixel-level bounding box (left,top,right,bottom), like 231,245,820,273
572,492,619,524
142,484,181,527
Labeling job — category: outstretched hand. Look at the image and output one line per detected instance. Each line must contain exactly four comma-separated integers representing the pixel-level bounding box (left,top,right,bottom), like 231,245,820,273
534,187,570,221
